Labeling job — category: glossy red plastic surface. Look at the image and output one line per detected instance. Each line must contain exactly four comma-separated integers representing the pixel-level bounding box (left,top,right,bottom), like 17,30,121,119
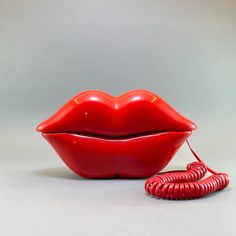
37,90,196,178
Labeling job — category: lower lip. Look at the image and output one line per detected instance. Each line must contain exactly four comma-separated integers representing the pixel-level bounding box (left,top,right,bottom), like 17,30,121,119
42,131,191,178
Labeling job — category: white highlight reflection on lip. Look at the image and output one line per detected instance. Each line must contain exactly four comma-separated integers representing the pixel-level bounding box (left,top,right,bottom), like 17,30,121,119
90,97,99,101
132,96,141,101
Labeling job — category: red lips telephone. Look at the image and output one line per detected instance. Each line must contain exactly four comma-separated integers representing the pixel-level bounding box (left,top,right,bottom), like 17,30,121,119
36,90,229,200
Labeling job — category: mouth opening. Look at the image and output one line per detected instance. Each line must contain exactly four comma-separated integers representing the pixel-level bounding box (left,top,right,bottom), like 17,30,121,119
42,130,192,140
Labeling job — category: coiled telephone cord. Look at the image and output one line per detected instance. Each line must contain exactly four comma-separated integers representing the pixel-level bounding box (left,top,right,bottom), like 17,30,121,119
144,140,229,200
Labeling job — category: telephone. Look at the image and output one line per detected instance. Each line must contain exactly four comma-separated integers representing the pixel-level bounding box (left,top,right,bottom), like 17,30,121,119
36,90,229,200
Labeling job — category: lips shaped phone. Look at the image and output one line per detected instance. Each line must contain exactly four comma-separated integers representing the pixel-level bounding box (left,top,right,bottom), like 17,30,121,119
37,90,229,200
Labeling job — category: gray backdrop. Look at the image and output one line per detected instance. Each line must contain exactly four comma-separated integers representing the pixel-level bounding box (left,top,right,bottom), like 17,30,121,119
0,0,235,235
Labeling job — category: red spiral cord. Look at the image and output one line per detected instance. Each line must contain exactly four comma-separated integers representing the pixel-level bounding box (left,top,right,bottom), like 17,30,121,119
144,140,230,200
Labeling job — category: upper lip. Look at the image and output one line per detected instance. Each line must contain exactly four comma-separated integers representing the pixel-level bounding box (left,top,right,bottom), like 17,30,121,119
36,90,196,138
